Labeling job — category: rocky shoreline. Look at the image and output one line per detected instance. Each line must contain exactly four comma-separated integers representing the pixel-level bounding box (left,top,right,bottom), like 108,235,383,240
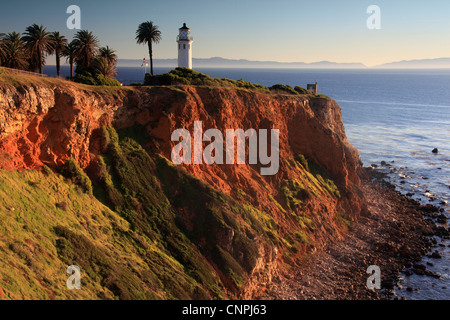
263,168,449,300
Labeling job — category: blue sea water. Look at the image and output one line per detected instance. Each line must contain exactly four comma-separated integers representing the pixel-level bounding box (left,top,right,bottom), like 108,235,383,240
44,65,450,300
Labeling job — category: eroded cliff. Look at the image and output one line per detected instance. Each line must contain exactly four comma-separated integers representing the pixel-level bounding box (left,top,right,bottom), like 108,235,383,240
0,72,366,299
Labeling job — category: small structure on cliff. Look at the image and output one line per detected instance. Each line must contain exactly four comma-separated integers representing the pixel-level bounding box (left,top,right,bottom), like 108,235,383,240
307,81,318,94
177,23,193,69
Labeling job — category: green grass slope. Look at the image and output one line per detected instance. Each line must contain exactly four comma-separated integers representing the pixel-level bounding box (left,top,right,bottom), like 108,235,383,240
0,126,303,300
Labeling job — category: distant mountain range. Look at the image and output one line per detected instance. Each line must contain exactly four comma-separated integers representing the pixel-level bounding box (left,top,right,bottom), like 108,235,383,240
117,56,450,69
117,57,367,69
374,58,450,69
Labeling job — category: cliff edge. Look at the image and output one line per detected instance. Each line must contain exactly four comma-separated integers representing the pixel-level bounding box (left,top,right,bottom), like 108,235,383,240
0,71,367,299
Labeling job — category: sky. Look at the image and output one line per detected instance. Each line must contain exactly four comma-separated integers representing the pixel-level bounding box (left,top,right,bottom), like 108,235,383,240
0,0,449,67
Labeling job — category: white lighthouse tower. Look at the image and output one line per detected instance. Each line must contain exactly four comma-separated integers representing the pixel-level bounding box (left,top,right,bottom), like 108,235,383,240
177,23,193,69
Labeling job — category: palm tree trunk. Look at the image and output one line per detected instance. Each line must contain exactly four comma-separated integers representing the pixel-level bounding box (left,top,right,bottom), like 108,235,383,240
148,42,153,76
38,50,43,74
56,51,61,77
85,51,89,68
70,60,74,78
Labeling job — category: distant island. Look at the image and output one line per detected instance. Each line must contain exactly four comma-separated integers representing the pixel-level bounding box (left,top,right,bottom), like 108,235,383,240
374,57,450,69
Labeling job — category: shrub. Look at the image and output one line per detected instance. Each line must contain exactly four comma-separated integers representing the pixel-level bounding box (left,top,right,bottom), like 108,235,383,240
293,230,310,245
95,74,121,86
144,68,213,86
170,67,214,84
144,68,270,93
145,72,190,86
63,158,93,195
303,156,341,198
231,79,270,92
294,86,310,95
295,154,309,171
270,84,298,95
73,71,97,85
281,179,311,210
73,68,121,86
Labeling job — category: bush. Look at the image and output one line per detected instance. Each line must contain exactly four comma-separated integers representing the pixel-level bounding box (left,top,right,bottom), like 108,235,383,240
95,74,121,86
145,68,213,86
73,71,97,85
281,179,311,210
295,154,309,171
303,156,341,198
73,68,121,86
270,84,298,95
294,86,310,95
145,72,190,86
218,78,270,92
63,158,93,195
170,67,214,84
144,68,270,93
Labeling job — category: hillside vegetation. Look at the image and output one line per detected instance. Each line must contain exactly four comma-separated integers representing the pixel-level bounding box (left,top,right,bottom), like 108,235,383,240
144,67,324,96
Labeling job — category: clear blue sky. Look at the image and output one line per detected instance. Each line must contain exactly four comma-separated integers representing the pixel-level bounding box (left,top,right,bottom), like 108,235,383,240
1,0,449,66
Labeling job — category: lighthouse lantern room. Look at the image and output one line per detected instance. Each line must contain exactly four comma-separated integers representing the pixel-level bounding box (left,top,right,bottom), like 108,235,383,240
177,23,193,69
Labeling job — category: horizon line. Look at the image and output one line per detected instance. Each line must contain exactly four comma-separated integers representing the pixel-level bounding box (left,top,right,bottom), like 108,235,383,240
44,56,450,69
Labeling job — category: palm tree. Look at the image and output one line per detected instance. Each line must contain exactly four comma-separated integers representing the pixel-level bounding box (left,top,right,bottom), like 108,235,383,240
49,32,67,77
93,56,117,78
63,41,77,78
22,24,54,74
1,32,28,70
135,21,161,76
72,30,99,69
99,46,117,66
95,46,118,78
0,33,6,66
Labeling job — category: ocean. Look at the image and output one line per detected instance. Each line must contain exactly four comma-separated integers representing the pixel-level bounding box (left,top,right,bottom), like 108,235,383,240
44,65,450,300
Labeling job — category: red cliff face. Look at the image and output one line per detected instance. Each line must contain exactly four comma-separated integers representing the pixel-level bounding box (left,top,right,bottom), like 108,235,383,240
2,86,360,180
0,81,366,297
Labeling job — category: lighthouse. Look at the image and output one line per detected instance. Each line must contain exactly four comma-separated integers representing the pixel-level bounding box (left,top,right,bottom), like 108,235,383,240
177,23,193,69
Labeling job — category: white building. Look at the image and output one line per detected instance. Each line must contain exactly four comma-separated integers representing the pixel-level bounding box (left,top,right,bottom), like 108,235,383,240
177,23,193,69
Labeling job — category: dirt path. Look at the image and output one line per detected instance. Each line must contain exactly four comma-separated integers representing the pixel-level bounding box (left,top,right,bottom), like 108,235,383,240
263,173,446,300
